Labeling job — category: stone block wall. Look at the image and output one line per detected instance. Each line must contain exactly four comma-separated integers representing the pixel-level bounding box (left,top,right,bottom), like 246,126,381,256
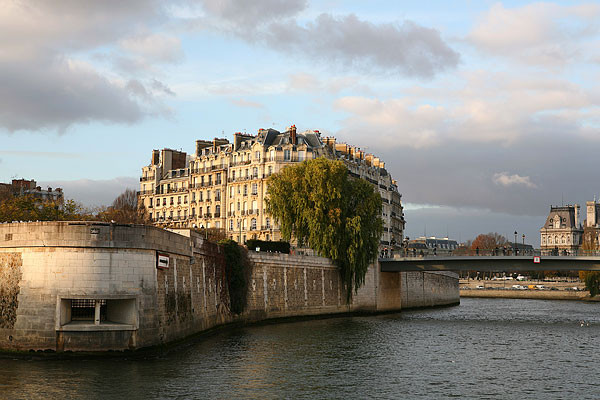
0,222,457,353
245,253,351,320
401,271,459,309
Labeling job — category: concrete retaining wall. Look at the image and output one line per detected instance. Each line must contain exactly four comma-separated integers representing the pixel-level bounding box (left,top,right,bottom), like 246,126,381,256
0,222,456,352
401,271,460,309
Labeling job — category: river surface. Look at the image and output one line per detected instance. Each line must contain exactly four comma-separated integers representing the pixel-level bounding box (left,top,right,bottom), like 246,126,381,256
2,298,600,399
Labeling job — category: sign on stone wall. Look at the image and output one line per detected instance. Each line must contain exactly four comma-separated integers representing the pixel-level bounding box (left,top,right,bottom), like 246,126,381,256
157,252,170,269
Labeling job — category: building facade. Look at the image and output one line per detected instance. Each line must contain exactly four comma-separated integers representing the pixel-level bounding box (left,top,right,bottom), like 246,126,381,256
139,126,405,251
408,236,459,256
540,205,583,254
0,179,63,202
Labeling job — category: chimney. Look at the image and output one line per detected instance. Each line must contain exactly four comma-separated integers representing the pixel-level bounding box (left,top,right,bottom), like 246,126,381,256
151,150,160,165
290,125,297,145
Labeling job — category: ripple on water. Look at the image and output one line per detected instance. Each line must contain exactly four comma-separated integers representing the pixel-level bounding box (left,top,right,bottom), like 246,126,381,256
2,298,600,399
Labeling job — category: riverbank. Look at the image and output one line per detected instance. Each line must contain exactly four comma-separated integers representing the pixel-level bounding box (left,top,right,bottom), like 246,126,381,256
460,289,600,301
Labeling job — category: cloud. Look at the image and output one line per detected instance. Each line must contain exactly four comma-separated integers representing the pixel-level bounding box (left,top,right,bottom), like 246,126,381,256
0,151,82,159
230,99,264,108
0,0,176,133
404,204,544,247
287,73,369,95
493,172,537,189
198,0,307,27
39,176,140,208
468,3,600,65
334,70,598,149
195,1,459,78
119,33,183,63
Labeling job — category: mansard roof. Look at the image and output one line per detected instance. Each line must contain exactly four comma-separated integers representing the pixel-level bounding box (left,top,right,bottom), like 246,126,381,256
541,205,582,231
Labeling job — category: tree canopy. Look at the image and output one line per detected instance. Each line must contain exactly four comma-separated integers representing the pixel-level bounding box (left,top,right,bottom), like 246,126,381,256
97,188,150,224
0,194,91,223
470,232,508,250
265,158,383,299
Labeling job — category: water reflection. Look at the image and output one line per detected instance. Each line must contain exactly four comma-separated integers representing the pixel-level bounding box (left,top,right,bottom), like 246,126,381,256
2,299,600,399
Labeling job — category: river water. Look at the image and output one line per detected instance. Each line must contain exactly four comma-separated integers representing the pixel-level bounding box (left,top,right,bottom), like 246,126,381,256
2,298,600,399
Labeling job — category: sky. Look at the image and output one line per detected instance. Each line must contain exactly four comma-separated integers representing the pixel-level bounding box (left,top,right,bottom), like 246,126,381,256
1,0,599,246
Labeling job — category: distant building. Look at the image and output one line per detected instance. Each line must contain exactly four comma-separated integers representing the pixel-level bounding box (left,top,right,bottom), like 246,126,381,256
0,179,63,203
581,199,600,252
409,236,459,255
139,126,405,250
540,204,583,254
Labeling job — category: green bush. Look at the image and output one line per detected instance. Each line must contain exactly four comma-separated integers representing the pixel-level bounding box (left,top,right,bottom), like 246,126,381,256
219,239,251,314
246,239,290,254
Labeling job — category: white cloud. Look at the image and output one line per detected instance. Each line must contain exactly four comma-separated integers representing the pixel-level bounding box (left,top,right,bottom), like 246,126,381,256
194,1,459,78
0,0,176,133
119,33,183,63
333,70,598,149
40,176,139,208
230,99,264,108
493,172,537,189
468,2,600,65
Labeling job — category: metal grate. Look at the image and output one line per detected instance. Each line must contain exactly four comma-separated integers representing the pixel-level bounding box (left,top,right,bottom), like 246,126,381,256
70,299,106,321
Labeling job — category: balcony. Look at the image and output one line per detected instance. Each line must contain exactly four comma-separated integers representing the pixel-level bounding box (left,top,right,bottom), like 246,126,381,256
140,176,155,182
214,212,221,218
203,213,212,218
138,190,154,195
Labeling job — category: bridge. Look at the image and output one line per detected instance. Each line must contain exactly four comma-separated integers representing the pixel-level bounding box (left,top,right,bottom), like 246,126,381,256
379,256,600,272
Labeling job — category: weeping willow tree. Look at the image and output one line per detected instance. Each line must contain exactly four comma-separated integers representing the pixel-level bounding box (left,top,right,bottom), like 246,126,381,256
265,158,383,300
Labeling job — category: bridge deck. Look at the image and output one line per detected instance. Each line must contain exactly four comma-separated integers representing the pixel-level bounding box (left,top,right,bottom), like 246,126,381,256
380,256,600,272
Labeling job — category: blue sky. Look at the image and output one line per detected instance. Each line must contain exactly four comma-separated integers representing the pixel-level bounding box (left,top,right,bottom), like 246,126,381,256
1,0,599,245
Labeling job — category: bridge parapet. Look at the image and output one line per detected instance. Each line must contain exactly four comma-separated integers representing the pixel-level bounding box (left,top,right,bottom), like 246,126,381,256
380,255,600,272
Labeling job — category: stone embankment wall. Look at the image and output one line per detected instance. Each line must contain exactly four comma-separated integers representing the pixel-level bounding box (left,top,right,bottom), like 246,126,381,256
460,289,592,301
0,222,457,353
401,271,460,309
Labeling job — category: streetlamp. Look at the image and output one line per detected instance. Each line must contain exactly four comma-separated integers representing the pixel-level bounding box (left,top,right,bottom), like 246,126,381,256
522,234,525,255
200,224,208,240
514,231,517,255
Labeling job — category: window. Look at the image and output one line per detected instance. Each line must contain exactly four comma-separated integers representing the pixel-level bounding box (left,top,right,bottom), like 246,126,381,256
284,149,290,161
298,150,306,161
184,195,188,204
251,219,257,230
232,170,236,179
215,189,221,201
253,167,258,177
266,217,271,229
237,202,240,211
230,220,234,230
268,166,273,175
243,185,248,196
255,151,260,160
215,205,221,217
215,221,220,229
270,150,275,161
230,187,234,197
162,198,166,206
170,197,174,205
192,192,195,201
251,183,258,195
178,196,181,204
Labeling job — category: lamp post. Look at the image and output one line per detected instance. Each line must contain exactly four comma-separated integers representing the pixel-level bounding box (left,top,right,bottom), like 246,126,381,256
514,231,517,255
522,234,525,255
